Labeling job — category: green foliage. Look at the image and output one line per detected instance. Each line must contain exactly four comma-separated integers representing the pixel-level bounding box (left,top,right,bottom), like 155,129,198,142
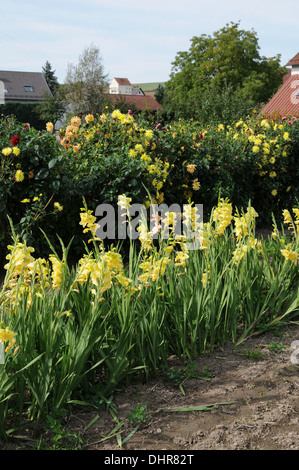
164,21,285,120
0,115,64,258
194,80,257,125
36,86,68,125
128,405,148,426
0,102,47,130
266,341,288,353
162,362,212,395
239,348,263,361
0,111,298,264
0,196,298,439
154,84,166,105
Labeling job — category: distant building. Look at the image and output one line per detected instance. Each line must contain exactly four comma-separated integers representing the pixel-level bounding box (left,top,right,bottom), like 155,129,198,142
108,78,144,96
260,53,299,118
0,70,52,102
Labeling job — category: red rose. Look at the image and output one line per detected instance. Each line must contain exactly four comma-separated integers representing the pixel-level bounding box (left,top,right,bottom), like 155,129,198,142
11,135,20,145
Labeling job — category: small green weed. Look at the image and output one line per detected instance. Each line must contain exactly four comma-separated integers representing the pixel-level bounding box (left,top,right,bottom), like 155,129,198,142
240,348,263,361
266,341,288,353
162,362,212,395
36,413,83,450
128,405,148,426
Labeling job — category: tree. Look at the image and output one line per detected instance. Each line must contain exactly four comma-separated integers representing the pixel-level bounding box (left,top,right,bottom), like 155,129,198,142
195,80,256,125
65,44,108,115
36,85,68,126
154,84,166,104
42,61,60,94
164,22,286,119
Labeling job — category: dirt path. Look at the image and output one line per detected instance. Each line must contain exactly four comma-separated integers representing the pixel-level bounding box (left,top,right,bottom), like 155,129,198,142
65,323,299,451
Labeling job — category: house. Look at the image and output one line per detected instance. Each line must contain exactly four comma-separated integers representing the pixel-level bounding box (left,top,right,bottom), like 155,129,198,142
108,78,144,96
107,77,162,112
260,53,299,118
0,70,52,103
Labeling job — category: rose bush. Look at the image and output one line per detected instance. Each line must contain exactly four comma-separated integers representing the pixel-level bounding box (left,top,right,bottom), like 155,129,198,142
0,115,63,258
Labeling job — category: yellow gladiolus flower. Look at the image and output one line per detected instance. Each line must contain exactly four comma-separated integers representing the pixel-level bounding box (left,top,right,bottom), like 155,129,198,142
212,199,233,236
281,246,298,265
117,194,132,212
49,255,64,289
116,273,133,288
0,324,17,353
201,271,210,288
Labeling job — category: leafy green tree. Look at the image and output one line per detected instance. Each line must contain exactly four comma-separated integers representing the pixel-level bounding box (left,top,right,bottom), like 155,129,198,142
42,61,60,94
65,43,108,115
164,22,285,119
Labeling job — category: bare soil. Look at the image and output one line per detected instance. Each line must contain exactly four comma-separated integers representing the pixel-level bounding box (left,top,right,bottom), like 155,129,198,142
62,324,299,451
1,323,299,452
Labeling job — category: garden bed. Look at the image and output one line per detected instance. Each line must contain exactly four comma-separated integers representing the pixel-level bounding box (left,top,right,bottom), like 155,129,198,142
1,323,298,451
0,112,298,452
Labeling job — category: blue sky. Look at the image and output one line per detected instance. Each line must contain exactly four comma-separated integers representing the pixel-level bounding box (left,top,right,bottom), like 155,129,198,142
1,0,298,84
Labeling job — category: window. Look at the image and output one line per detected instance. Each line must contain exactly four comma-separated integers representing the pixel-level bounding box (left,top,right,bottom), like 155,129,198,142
24,85,34,92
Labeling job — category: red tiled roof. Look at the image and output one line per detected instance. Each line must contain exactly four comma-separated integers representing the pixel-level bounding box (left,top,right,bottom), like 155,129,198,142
286,53,299,66
282,68,291,83
114,78,132,86
107,94,162,111
260,73,299,118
